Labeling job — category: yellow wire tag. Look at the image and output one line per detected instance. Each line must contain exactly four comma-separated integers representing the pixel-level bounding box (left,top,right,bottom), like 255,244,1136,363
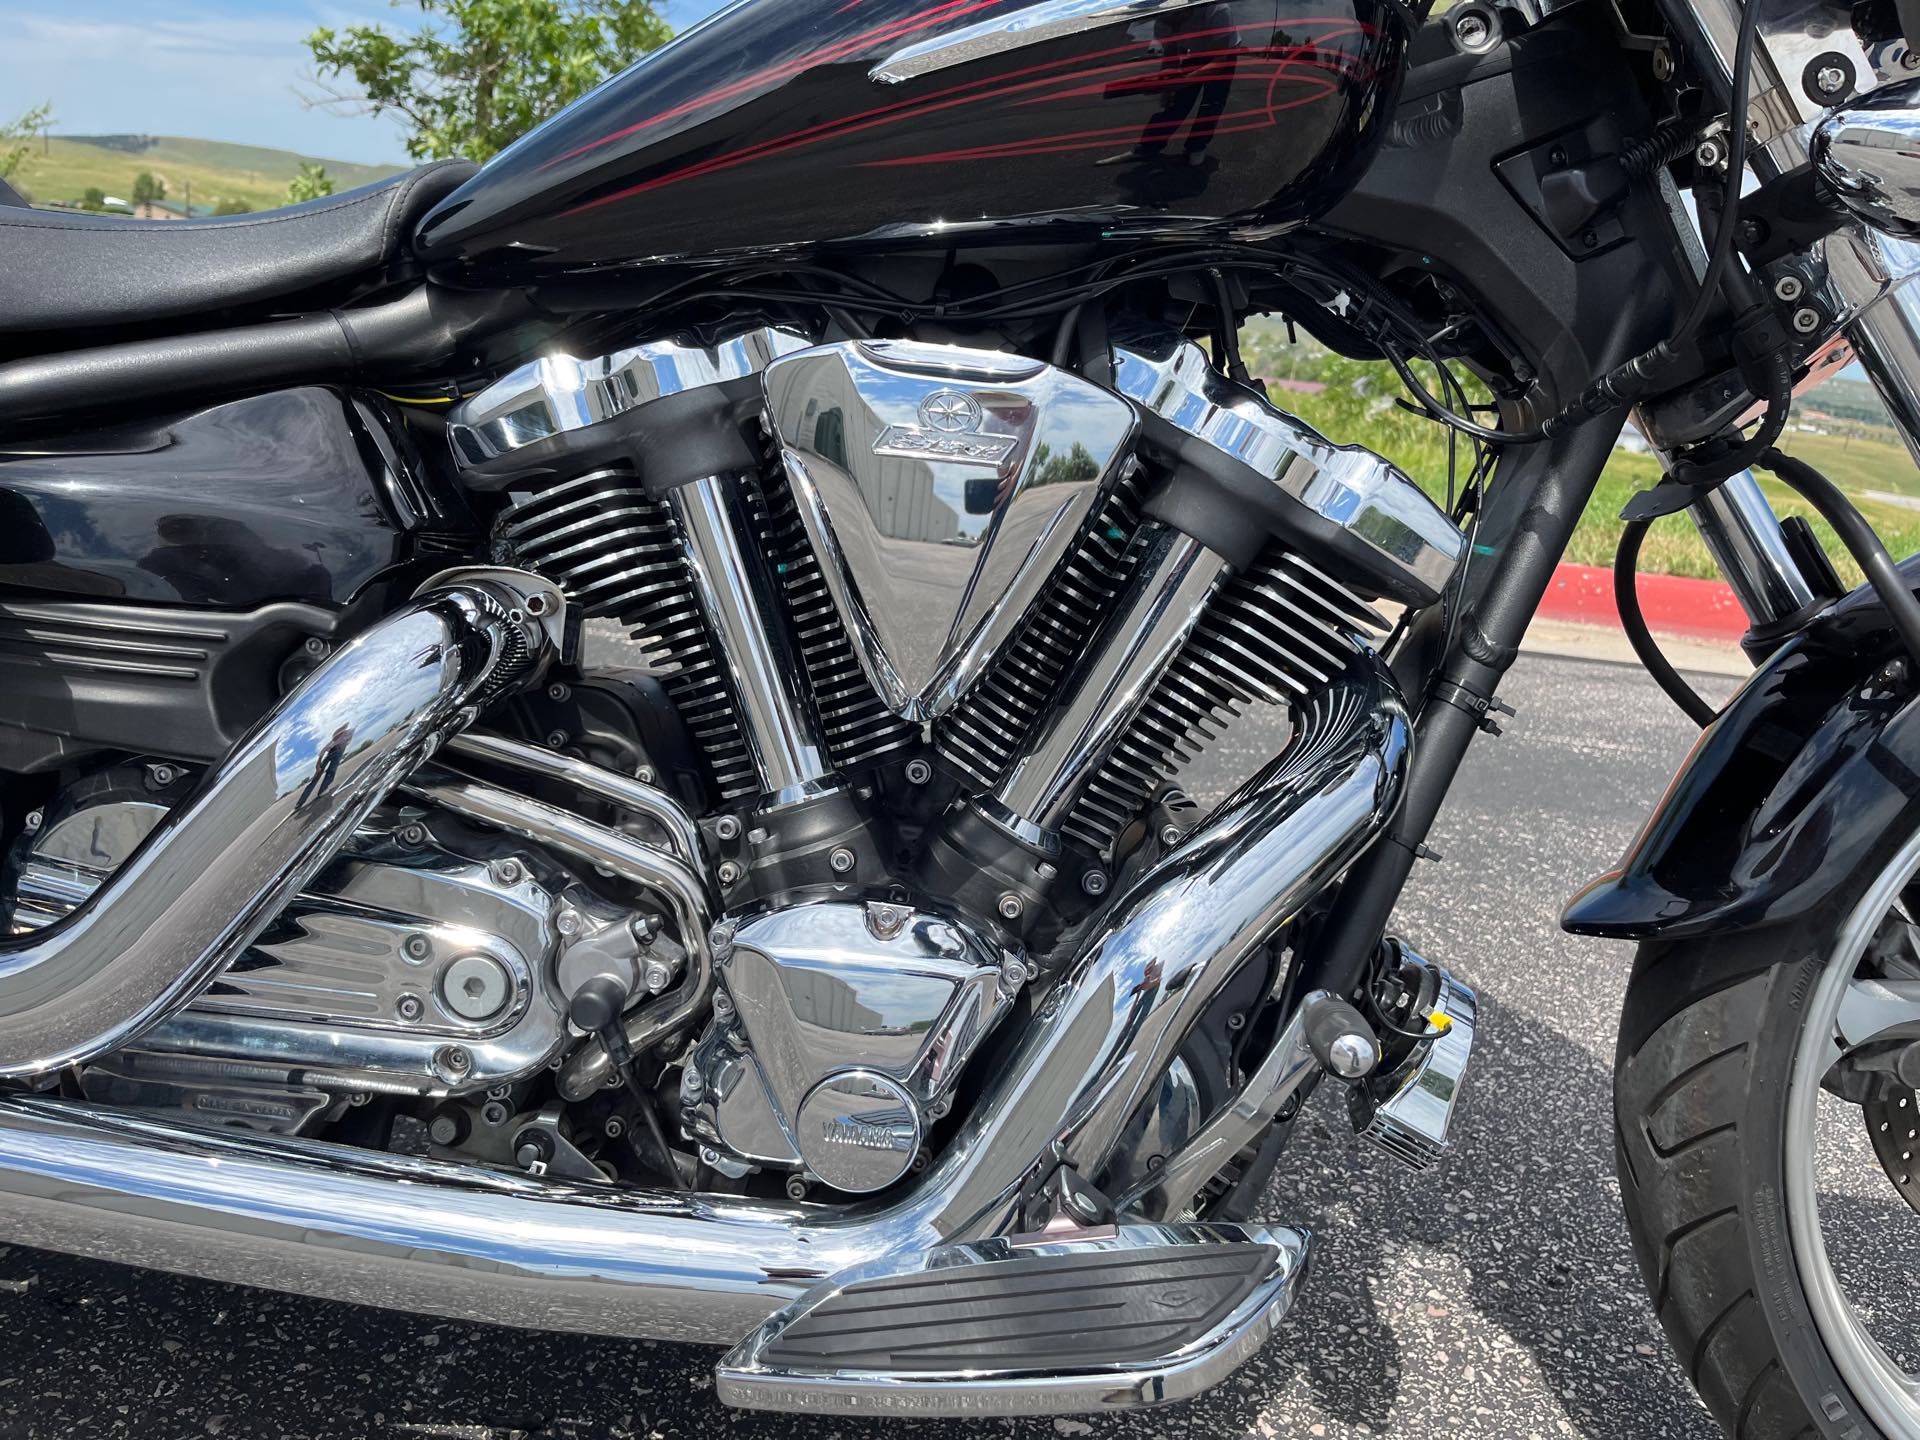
1426,1010,1454,1035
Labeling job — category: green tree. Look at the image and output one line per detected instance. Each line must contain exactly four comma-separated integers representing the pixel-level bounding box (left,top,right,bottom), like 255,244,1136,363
212,197,252,215
305,0,672,163
79,186,106,212
131,171,165,206
286,162,335,204
1,102,52,184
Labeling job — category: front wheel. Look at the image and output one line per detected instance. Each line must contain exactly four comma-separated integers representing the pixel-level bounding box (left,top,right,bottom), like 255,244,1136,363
1615,829,1920,1439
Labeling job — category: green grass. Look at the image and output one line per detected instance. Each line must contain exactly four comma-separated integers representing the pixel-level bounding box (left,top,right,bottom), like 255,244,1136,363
9,136,401,213
1773,428,1920,498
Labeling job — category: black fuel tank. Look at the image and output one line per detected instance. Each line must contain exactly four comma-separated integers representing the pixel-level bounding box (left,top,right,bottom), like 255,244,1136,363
415,0,1404,275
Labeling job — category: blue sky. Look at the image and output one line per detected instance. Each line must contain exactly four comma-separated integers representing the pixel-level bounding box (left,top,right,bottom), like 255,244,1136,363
0,0,728,165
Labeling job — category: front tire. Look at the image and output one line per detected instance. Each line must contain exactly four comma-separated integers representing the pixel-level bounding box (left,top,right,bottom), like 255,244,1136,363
1613,829,1920,1440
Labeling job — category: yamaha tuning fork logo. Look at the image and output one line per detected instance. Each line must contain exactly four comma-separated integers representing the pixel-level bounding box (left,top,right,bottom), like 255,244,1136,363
873,387,1016,467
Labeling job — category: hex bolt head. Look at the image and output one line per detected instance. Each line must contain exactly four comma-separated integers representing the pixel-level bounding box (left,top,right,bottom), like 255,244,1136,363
712,989,736,1022
604,1115,626,1139
682,1068,707,1103
403,933,433,961
635,765,656,784
303,636,330,657
1815,63,1849,95
1081,869,1109,897
828,846,857,875
546,681,571,702
643,957,675,993
555,909,582,937
544,730,570,749
21,810,41,834
716,859,743,886
996,892,1024,921
396,994,426,1022
1774,274,1806,303
785,1174,810,1201
904,758,933,786
435,1045,473,1079
480,1100,510,1127
490,858,526,887
714,815,743,841
1159,823,1183,848
442,953,512,1022
398,823,428,847
146,763,178,788
1792,307,1823,335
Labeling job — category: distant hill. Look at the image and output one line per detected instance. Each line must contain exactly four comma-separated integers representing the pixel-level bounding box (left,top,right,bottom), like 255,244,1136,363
7,135,405,214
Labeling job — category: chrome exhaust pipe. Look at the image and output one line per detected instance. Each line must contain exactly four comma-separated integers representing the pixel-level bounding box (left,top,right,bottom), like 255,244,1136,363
0,575,555,1077
0,650,1406,1348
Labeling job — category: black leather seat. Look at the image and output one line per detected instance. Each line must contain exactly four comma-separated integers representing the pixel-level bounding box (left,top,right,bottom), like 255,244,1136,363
0,160,475,336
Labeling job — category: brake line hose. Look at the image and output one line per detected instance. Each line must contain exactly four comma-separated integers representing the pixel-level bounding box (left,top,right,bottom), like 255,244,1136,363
1615,519,1721,728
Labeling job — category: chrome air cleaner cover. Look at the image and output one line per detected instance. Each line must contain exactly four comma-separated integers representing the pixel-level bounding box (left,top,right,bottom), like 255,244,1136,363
762,339,1141,722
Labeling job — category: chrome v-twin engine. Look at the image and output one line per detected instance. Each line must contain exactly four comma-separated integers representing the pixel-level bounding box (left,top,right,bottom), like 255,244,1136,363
437,320,1465,1191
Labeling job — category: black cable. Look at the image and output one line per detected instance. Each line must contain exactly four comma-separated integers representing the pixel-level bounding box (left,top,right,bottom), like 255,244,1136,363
1670,1,1761,351
1388,350,1547,446
1615,519,1720,727
1758,448,1920,665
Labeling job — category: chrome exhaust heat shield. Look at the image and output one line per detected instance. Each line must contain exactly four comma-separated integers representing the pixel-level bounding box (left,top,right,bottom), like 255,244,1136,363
0,576,555,1076
0,650,1406,1404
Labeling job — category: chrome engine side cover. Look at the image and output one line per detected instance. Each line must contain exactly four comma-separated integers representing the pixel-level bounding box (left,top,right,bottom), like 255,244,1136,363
761,339,1140,721
14,807,567,1098
684,900,1019,1193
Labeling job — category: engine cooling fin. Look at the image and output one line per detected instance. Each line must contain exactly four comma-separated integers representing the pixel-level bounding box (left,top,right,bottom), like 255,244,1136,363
934,464,1149,790
750,466,917,772
1063,546,1387,854
495,468,760,799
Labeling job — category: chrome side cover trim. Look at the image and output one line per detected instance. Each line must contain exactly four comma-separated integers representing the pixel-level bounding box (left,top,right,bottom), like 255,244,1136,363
870,0,1219,83
0,577,553,1077
1109,323,1465,602
763,339,1140,721
716,1222,1310,1415
448,327,809,465
1814,78,1920,241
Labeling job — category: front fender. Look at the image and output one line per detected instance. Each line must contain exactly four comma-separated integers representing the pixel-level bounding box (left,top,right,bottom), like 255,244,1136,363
1562,573,1920,941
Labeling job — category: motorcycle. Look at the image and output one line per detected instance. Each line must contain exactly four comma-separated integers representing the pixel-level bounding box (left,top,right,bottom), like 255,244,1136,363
4,0,1920,1427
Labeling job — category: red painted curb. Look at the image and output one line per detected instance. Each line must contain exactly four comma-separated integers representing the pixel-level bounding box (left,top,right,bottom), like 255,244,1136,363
1535,562,1748,642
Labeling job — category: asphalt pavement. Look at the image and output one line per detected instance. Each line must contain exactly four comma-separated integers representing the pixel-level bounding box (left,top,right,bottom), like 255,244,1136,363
0,648,1853,1440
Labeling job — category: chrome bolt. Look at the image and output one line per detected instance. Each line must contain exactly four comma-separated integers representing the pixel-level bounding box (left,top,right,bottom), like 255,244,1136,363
1328,1032,1378,1080
630,913,660,946
714,815,742,841
544,729,569,749
347,1092,371,1107
904,758,933,786
491,858,526,887
635,765,656,784
1815,63,1849,96
442,953,511,1022
699,1145,723,1167
1159,823,1183,848
435,1045,472,1078
1792,306,1822,335
603,1115,626,1139
747,827,769,846
785,1174,809,1201
708,921,737,960
403,933,433,961
1451,9,1491,50
146,762,178,788
396,994,425,1022
643,956,676,993
481,1100,510,1127
21,809,41,834
546,681,571,702
398,822,428,847
929,1097,952,1120
1035,861,1058,882
712,989,735,1022
523,590,554,617
866,902,909,940
716,859,743,886
828,846,856,875
1081,870,1109,897
1695,136,1726,169
1773,274,1805,303
996,892,1024,921
555,909,582,937
303,636,329,657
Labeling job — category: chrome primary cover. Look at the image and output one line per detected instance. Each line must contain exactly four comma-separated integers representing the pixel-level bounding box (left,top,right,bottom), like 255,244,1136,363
685,899,1018,1192
762,340,1140,721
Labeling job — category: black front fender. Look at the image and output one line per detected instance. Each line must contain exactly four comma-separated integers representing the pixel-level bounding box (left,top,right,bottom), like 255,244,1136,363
1562,572,1920,942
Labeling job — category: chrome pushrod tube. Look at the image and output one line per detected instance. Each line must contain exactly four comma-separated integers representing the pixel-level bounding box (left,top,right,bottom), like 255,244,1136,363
0,583,544,1078
444,731,707,873
0,652,1406,1346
